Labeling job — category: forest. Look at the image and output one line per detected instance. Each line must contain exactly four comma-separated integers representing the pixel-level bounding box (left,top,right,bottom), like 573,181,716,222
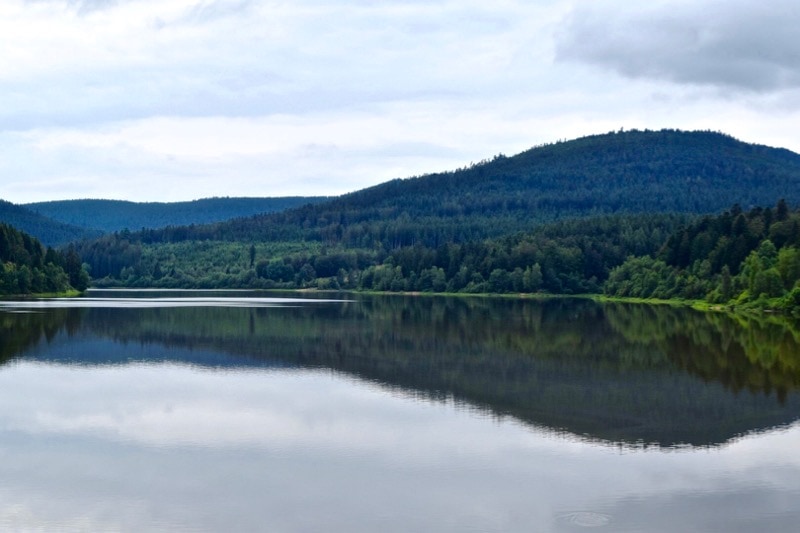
0,223,88,295
78,213,686,292
7,129,800,308
0,199,100,247
25,196,326,234
604,200,800,311
66,129,800,251
75,201,800,315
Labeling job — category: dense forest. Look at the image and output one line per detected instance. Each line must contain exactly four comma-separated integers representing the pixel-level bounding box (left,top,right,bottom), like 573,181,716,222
25,196,326,233
605,200,800,311
76,201,800,315
98,129,800,249
6,128,799,311
80,213,690,293
0,200,101,247
0,223,88,295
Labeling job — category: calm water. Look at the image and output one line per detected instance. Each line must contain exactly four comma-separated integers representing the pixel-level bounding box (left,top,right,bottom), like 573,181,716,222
1,290,800,532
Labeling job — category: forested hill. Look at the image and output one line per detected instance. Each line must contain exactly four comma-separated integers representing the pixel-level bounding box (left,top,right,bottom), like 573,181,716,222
129,129,800,248
0,223,88,295
0,200,101,248
25,196,327,234
604,201,800,310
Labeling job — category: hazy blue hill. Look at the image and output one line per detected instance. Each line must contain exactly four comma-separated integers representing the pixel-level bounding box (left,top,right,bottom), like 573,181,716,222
0,200,101,247
25,196,327,233
135,129,800,248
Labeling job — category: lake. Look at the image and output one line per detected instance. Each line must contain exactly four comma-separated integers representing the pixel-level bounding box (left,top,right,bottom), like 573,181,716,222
1,290,799,532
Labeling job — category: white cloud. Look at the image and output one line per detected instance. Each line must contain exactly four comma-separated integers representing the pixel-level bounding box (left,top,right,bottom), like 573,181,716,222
556,0,800,92
1,0,799,202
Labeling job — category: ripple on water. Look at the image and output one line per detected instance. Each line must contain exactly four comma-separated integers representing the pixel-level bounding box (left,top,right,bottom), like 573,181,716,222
558,511,611,528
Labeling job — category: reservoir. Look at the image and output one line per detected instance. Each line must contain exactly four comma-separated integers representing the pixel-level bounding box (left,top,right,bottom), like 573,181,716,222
1,290,799,532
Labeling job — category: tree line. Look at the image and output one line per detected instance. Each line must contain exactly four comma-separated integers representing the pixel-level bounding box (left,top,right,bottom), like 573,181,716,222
604,200,800,311
78,200,800,316
0,223,89,295
74,129,800,253
82,213,688,294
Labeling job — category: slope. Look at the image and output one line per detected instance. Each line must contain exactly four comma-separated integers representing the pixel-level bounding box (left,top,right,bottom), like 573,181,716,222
0,200,102,248
0,222,88,294
132,129,800,249
25,196,327,233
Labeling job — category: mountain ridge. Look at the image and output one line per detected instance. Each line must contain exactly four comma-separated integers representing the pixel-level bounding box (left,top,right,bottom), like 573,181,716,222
0,200,102,247
24,196,328,234
9,129,800,250
124,129,800,248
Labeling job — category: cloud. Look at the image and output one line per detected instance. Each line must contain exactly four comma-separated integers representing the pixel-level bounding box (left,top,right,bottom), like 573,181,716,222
4,0,800,202
1,105,514,200
0,0,578,202
0,0,549,128
556,0,800,92
24,0,122,15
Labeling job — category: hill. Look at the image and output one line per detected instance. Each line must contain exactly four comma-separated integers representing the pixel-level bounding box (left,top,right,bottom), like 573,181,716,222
0,200,101,248
128,129,800,248
25,196,327,234
75,129,800,290
0,222,88,295
605,200,800,312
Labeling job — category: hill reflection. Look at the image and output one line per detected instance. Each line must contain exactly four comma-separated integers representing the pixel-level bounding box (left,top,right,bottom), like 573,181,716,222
2,293,800,447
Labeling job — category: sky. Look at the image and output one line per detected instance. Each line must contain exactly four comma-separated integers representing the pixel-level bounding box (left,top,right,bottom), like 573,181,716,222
3,0,800,203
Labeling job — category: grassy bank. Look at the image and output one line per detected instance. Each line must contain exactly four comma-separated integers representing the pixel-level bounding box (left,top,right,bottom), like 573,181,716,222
1,289,84,300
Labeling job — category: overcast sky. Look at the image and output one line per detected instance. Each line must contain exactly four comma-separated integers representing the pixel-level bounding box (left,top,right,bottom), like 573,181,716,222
3,0,800,203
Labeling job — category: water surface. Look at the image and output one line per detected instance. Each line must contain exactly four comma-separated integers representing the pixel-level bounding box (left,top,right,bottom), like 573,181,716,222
1,291,799,531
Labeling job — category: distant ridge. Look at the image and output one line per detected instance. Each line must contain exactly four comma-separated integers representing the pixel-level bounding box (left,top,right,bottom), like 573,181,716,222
24,196,327,234
127,129,800,247
14,129,800,249
0,200,101,247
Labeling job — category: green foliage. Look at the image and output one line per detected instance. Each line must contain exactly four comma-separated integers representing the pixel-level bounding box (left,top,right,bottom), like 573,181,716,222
70,129,800,298
83,213,688,294
88,240,352,289
605,201,800,308
73,129,800,253
778,247,800,289
24,197,326,233
0,223,86,295
0,200,101,247
72,199,800,311
605,257,674,299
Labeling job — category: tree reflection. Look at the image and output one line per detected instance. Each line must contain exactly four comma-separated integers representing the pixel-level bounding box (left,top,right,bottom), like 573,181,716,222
0,307,80,363
2,295,800,447
605,304,800,402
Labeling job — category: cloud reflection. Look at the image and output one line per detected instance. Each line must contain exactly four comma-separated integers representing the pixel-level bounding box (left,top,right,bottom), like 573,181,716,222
0,360,799,531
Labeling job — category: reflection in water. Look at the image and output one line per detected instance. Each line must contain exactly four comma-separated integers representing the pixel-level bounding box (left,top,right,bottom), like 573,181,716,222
606,304,800,401
0,306,82,363
0,361,798,532
3,293,800,447
1,292,800,532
